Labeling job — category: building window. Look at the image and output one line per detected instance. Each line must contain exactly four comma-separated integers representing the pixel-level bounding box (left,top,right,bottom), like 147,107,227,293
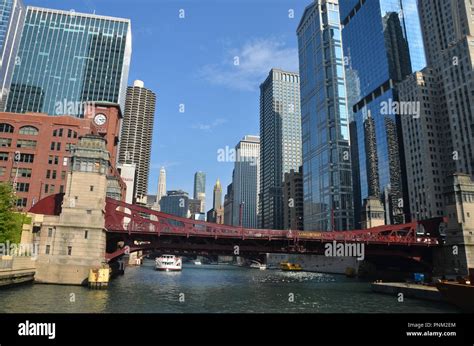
19,153,34,163
44,184,49,193
59,185,64,193
16,198,27,207
11,168,32,178
16,139,37,149
0,138,12,147
16,182,29,192
48,228,53,237
0,123,14,133
61,171,66,180
0,152,8,161
52,170,57,179
45,245,50,255
0,167,5,176
53,128,63,137
67,129,78,138
84,230,88,239
90,185,94,192
48,155,59,165
46,170,51,179
19,126,38,135
67,246,72,256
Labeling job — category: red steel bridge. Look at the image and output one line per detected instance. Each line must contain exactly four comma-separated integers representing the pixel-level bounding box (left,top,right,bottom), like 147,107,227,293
103,198,444,270
30,194,446,272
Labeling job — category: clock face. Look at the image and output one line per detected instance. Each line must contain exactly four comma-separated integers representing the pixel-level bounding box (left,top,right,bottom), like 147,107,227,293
94,113,107,126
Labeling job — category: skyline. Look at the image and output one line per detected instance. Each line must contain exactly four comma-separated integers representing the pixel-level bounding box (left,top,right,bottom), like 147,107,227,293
24,0,309,211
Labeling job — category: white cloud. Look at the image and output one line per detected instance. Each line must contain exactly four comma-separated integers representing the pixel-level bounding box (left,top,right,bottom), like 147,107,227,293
191,118,227,132
198,37,298,91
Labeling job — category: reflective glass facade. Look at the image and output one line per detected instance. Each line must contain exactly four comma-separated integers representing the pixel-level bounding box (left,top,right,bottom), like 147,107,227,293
340,0,426,225
0,0,25,110
259,69,302,230
6,7,131,117
297,0,354,231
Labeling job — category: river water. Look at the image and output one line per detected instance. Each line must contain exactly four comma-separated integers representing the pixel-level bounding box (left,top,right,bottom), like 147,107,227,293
0,260,460,313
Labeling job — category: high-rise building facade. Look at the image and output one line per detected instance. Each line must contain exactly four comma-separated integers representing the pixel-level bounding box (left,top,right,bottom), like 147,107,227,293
118,80,156,201
223,182,233,225
159,190,189,218
259,69,302,230
193,171,206,213
232,135,260,228
6,7,131,117
207,178,224,224
156,166,166,209
398,0,474,220
340,0,426,225
297,0,354,231
283,166,304,230
0,0,25,110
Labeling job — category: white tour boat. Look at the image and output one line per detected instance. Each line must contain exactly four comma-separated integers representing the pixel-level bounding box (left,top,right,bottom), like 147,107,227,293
155,255,182,272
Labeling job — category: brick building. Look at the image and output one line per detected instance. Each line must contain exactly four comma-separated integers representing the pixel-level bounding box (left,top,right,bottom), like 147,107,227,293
0,102,124,210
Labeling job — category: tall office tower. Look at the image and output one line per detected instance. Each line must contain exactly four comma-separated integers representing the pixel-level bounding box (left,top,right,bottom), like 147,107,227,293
155,166,166,209
259,69,302,230
159,190,189,218
6,7,131,117
0,0,25,110
223,182,234,225
207,178,224,224
398,69,450,220
213,178,222,210
397,0,474,219
297,0,354,231
118,80,156,202
418,0,474,66
283,166,304,230
232,135,260,228
340,0,426,225
417,0,474,178
193,171,206,213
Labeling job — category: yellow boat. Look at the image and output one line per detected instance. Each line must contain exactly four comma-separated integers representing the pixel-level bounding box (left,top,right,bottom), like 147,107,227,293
280,261,303,271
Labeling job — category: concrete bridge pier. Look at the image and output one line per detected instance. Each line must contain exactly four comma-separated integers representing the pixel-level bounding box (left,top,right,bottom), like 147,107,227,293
33,135,111,285
433,174,474,278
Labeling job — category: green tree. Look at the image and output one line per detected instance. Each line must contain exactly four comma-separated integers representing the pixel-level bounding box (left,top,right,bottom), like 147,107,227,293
0,182,22,243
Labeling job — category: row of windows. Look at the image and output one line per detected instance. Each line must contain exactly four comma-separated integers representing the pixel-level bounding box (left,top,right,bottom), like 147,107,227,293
0,124,79,139
0,152,34,162
0,124,38,135
0,138,37,149
53,128,78,138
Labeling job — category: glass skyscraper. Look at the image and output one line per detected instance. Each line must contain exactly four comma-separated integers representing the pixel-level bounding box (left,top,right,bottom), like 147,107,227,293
0,0,25,110
232,135,260,228
259,68,302,230
6,7,131,117
193,171,206,213
297,0,354,231
340,0,426,226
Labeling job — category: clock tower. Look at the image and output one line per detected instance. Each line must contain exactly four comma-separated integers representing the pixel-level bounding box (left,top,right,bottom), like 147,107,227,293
85,102,123,166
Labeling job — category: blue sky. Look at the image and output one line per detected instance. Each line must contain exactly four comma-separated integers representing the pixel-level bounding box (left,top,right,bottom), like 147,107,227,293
28,0,309,209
